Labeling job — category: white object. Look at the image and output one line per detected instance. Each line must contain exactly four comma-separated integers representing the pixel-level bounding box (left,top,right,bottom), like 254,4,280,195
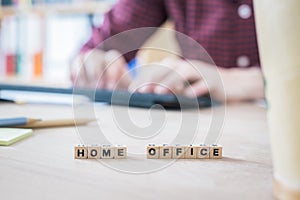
238,4,252,19
236,55,250,67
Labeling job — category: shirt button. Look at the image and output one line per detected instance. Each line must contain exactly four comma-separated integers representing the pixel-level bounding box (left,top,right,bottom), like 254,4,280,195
238,4,252,19
237,55,250,67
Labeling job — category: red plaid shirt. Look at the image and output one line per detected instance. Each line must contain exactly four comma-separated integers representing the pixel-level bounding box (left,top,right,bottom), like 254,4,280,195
82,0,259,68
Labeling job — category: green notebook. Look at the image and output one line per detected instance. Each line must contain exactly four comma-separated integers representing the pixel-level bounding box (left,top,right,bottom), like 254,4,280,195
0,128,33,146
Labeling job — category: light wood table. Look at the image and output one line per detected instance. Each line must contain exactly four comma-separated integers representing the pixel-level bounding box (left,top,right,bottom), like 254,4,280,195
0,102,273,200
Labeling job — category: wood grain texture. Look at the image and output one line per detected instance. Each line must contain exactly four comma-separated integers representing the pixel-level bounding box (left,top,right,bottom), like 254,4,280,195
196,145,210,159
147,145,160,159
101,145,115,159
74,145,88,159
114,145,127,159
159,144,173,159
0,103,273,199
185,145,197,159
87,145,101,159
172,145,186,159
210,145,223,159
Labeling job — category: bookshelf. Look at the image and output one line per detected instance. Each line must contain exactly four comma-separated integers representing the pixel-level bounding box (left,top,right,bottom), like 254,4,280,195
0,0,114,86
0,1,113,18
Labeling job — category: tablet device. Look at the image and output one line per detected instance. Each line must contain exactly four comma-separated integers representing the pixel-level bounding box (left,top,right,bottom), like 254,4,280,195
0,83,213,109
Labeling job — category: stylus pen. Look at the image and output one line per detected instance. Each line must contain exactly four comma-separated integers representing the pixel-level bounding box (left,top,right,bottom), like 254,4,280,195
128,58,138,78
0,117,41,127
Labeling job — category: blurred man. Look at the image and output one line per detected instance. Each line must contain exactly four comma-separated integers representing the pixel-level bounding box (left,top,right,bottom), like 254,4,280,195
71,0,264,102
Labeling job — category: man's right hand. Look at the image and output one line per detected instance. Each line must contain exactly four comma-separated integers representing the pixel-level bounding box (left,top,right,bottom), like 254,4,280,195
70,49,132,90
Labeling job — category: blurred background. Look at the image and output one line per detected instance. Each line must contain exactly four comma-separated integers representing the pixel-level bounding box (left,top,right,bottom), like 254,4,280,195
0,0,179,88
0,0,116,87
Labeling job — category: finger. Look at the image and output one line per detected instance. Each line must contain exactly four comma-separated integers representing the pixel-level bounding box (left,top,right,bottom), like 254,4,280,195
129,64,164,93
118,73,132,90
153,68,187,95
136,84,155,93
153,60,200,95
83,49,107,88
70,53,89,87
111,60,132,90
103,50,129,90
129,58,178,93
183,80,209,98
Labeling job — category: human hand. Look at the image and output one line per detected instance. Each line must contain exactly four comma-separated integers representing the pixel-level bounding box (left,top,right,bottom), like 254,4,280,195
70,49,132,90
129,57,224,100
129,57,264,102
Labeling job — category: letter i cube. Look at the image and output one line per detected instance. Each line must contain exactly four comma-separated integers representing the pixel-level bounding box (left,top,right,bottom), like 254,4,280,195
185,144,197,159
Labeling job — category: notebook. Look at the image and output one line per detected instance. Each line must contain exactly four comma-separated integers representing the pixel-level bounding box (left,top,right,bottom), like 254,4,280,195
0,128,33,146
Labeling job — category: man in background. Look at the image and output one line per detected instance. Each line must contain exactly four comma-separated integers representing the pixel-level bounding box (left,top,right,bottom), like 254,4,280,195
71,0,264,102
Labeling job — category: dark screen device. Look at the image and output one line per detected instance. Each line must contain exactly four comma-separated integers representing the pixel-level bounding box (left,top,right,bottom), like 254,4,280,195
0,83,214,109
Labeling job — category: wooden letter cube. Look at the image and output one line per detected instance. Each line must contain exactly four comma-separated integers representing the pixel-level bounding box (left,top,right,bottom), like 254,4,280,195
209,145,223,159
74,145,88,159
172,145,186,159
159,144,173,159
185,145,197,159
147,144,159,159
88,145,101,159
101,145,115,159
114,145,127,159
196,145,210,159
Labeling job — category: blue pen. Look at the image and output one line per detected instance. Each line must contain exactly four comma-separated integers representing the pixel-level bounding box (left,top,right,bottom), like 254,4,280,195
127,58,139,78
0,117,40,127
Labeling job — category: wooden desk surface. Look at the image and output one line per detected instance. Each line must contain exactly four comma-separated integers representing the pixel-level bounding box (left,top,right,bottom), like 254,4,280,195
0,102,273,200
